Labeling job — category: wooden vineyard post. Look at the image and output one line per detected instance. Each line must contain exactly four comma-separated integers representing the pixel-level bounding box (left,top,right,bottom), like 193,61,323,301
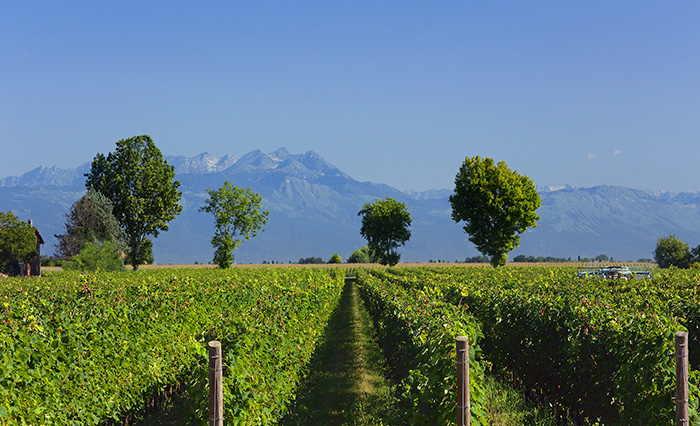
456,336,470,426
675,332,689,426
209,341,224,426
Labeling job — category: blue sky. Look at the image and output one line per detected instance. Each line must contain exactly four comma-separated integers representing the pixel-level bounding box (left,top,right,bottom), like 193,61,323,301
2,2,699,192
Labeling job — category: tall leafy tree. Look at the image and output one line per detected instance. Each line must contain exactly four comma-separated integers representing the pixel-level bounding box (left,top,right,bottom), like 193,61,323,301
200,181,269,268
0,211,37,275
54,187,126,260
449,156,540,267
358,197,411,267
654,234,690,268
85,135,182,270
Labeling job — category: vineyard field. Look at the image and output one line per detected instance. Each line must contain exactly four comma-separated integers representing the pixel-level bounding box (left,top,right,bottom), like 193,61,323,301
0,268,345,425
362,266,700,425
3,265,700,425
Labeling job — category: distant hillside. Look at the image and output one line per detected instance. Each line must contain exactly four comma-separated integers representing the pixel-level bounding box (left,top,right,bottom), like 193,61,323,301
2,148,700,264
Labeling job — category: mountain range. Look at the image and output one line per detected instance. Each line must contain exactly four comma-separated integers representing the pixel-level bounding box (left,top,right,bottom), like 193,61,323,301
2,148,700,264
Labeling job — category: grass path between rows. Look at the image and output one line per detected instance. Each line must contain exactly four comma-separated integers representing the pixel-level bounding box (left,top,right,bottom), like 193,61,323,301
279,277,402,426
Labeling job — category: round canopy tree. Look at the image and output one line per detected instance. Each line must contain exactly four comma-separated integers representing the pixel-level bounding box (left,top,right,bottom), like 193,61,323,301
654,234,690,268
85,135,182,270
449,156,540,267
358,197,411,267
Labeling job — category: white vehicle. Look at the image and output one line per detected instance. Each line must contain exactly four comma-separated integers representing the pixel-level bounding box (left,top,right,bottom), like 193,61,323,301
577,265,652,280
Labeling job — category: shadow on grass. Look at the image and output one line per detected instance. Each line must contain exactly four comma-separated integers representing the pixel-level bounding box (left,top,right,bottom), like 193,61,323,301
484,374,560,426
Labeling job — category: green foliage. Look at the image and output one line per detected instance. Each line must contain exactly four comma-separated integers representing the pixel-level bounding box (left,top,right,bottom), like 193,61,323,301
298,256,324,264
511,254,569,263
327,252,342,264
449,156,540,267
654,234,691,268
463,255,490,263
358,198,411,266
0,211,37,275
63,240,125,272
54,187,126,260
347,246,379,264
199,181,269,268
0,268,344,425
40,255,63,267
85,135,182,270
657,268,700,381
